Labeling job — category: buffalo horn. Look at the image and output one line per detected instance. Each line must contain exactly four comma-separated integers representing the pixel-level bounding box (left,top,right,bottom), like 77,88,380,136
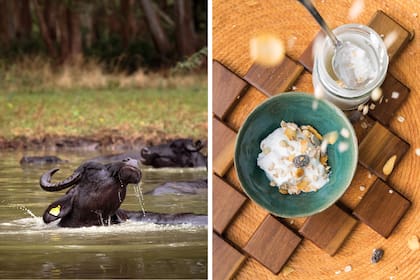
185,140,203,152
40,168,81,192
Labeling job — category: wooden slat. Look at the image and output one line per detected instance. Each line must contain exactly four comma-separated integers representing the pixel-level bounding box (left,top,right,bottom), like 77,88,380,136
213,174,247,234
339,164,378,210
368,73,410,125
358,122,410,181
243,56,304,97
213,117,236,176
368,10,414,62
213,60,249,120
243,215,302,274
299,204,357,256
298,31,324,73
224,87,267,132
213,233,246,280
353,179,411,238
346,111,376,143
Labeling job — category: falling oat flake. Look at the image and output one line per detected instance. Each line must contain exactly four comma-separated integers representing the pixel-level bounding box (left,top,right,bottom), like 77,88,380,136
348,0,364,20
384,31,398,49
340,128,350,138
312,100,319,111
415,148,420,156
314,85,324,99
338,142,349,152
250,34,285,67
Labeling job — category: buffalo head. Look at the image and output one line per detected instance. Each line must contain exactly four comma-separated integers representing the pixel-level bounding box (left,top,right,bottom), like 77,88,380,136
40,158,141,227
140,139,207,168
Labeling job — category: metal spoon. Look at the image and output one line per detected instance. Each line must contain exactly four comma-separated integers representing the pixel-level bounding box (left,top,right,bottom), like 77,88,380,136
297,0,371,89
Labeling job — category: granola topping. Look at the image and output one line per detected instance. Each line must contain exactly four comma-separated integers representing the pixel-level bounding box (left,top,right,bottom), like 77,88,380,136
257,121,331,195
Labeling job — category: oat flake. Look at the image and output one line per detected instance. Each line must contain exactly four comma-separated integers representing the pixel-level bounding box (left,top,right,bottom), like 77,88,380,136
361,122,368,129
360,185,366,191
397,116,405,123
369,103,376,110
407,235,419,251
362,105,369,115
391,91,400,99
344,265,352,272
415,148,420,156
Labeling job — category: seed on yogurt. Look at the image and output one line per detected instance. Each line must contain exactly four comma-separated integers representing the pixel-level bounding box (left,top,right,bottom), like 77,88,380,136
293,154,310,168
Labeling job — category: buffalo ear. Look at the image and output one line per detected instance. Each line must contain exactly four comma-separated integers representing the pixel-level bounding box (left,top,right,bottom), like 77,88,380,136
42,194,74,223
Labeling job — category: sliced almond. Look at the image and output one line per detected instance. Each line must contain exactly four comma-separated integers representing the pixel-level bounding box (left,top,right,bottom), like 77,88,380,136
297,180,309,190
320,155,328,166
300,139,308,153
284,127,297,140
382,155,397,175
303,125,323,140
279,188,288,194
281,265,295,276
295,168,304,178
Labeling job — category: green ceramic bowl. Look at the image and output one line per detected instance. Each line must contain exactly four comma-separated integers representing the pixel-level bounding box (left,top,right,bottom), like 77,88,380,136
234,92,358,218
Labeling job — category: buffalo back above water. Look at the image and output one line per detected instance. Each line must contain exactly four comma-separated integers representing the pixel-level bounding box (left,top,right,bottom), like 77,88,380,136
140,139,207,168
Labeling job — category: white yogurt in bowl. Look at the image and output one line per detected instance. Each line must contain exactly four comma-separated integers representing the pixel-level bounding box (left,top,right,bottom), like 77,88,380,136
257,121,331,195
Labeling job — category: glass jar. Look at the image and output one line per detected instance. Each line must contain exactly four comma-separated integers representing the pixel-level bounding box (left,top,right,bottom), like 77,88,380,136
312,24,389,110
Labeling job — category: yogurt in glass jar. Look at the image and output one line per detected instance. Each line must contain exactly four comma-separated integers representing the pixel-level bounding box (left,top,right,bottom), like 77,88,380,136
312,24,389,110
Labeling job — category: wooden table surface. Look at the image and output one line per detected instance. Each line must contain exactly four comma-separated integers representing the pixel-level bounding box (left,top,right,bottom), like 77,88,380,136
212,0,419,279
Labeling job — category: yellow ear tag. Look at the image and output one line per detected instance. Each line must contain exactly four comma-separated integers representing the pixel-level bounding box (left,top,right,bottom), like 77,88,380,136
49,205,61,216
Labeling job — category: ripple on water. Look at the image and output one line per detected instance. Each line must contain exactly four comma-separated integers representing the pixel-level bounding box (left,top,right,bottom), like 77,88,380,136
0,217,207,236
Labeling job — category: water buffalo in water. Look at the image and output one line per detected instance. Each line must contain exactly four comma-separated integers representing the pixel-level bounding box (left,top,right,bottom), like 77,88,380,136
146,179,207,195
40,159,206,227
20,156,67,165
140,139,207,168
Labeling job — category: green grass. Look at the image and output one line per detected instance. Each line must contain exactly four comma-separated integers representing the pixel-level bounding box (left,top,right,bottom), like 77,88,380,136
0,86,207,141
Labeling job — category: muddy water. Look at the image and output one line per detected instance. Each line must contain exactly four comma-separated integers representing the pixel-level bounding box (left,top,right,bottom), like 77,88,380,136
0,150,207,279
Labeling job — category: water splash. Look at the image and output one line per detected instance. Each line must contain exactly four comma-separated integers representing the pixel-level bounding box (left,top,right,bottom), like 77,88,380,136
11,204,38,218
0,217,206,236
133,182,146,216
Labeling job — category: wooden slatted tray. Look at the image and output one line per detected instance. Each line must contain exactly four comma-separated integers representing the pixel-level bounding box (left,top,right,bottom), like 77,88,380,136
213,8,415,280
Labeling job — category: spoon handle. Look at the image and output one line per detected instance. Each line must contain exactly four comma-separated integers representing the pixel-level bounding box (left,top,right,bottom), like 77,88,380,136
297,0,340,47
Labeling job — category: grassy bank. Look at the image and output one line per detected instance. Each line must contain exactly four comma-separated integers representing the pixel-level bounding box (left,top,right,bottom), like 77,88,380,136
0,86,207,145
